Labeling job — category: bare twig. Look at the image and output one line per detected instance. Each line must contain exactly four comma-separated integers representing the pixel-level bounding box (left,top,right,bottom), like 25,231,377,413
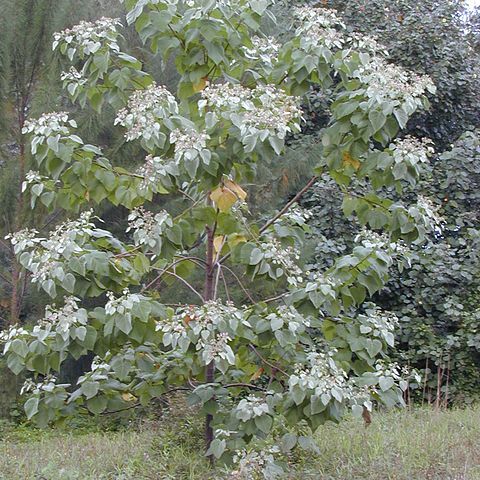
249,344,289,377
143,257,204,292
224,383,266,391
163,271,204,301
258,175,318,235
220,264,255,303
219,268,231,303
219,175,318,264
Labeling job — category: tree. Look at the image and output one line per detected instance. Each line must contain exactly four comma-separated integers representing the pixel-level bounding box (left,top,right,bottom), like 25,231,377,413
325,0,480,148
295,0,480,404
1,1,437,472
0,0,126,327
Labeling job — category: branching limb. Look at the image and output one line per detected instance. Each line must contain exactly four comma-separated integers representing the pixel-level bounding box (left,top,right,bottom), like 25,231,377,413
163,271,204,301
143,257,205,292
220,264,255,303
219,175,318,264
224,383,266,391
249,344,289,377
258,175,318,235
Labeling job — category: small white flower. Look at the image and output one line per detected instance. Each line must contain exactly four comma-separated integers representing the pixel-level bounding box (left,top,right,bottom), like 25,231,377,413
53,17,121,55
115,84,178,143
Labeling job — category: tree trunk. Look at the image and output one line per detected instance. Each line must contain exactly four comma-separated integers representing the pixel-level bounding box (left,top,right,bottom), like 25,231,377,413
9,123,26,324
204,224,216,463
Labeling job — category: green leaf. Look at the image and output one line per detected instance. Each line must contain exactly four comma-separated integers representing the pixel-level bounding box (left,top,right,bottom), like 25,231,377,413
87,396,108,414
352,404,364,418
255,414,273,434
393,108,408,129
206,439,226,459
379,376,395,392
63,273,76,293
249,248,263,265
368,110,387,133
24,397,39,420
334,101,359,119
271,315,283,331
116,315,133,335
280,433,298,452
82,381,100,399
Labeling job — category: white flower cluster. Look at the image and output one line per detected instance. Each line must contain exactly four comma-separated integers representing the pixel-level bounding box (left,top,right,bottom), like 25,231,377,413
22,111,76,137
243,36,280,66
7,210,95,285
127,207,173,253
21,170,49,194
180,0,274,17
346,33,388,56
169,128,211,165
354,57,436,105
290,350,374,409
235,395,270,421
371,360,413,392
156,301,242,369
61,67,84,83
391,136,434,167
277,205,312,227
0,325,30,353
294,6,343,27
200,331,234,365
6,228,41,255
294,6,345,49
305,271,340,306
105,288,142,316
259,236,303,286
38,296,88,341
156,310,189,350
358,305,398,348
200,83,302,146
53,17,121,56
60,66,87,93
230,447,282,480
115,83,178,142
266,305,310,336
91,355,112,373
417,195,444,226
20,375,68,396
354,228,409,257
136,155,179,191
290,350,348,399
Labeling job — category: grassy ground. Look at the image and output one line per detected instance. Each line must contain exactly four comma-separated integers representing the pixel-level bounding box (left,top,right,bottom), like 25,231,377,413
0,406,479,479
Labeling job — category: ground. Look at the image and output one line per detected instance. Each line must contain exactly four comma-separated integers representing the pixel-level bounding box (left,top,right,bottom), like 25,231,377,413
0,406,479,479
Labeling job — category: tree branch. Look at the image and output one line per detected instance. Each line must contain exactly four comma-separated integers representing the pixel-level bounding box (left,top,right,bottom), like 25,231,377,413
249,344,289,377
143,257,205,292
219,175,318,264
220,264,255,303
163,271,204,301
258,175,318,235
224,383,266,391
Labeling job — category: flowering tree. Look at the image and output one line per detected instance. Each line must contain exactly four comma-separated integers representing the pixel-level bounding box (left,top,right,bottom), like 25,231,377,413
1,1,437,474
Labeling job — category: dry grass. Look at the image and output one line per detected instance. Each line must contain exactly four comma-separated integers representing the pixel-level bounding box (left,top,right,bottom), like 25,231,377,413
0,407,479,479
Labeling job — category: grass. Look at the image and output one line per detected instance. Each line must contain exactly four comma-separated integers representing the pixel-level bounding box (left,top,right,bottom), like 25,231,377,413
0,406,479,479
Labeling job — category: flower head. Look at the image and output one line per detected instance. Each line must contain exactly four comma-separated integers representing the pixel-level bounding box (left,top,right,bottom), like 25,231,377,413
53,17,121,55
115,84,178,143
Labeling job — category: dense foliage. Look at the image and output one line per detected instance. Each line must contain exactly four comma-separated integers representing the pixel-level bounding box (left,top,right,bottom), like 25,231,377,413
298,0,480,405
0,0,445,473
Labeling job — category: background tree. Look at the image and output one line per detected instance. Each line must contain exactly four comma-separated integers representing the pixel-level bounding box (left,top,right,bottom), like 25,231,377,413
296,0,480,403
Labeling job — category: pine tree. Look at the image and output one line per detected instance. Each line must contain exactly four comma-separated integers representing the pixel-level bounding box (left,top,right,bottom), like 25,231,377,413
0,0,123,326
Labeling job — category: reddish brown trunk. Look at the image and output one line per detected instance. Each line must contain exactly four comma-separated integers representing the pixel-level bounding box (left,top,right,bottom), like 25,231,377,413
204,224,216,463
